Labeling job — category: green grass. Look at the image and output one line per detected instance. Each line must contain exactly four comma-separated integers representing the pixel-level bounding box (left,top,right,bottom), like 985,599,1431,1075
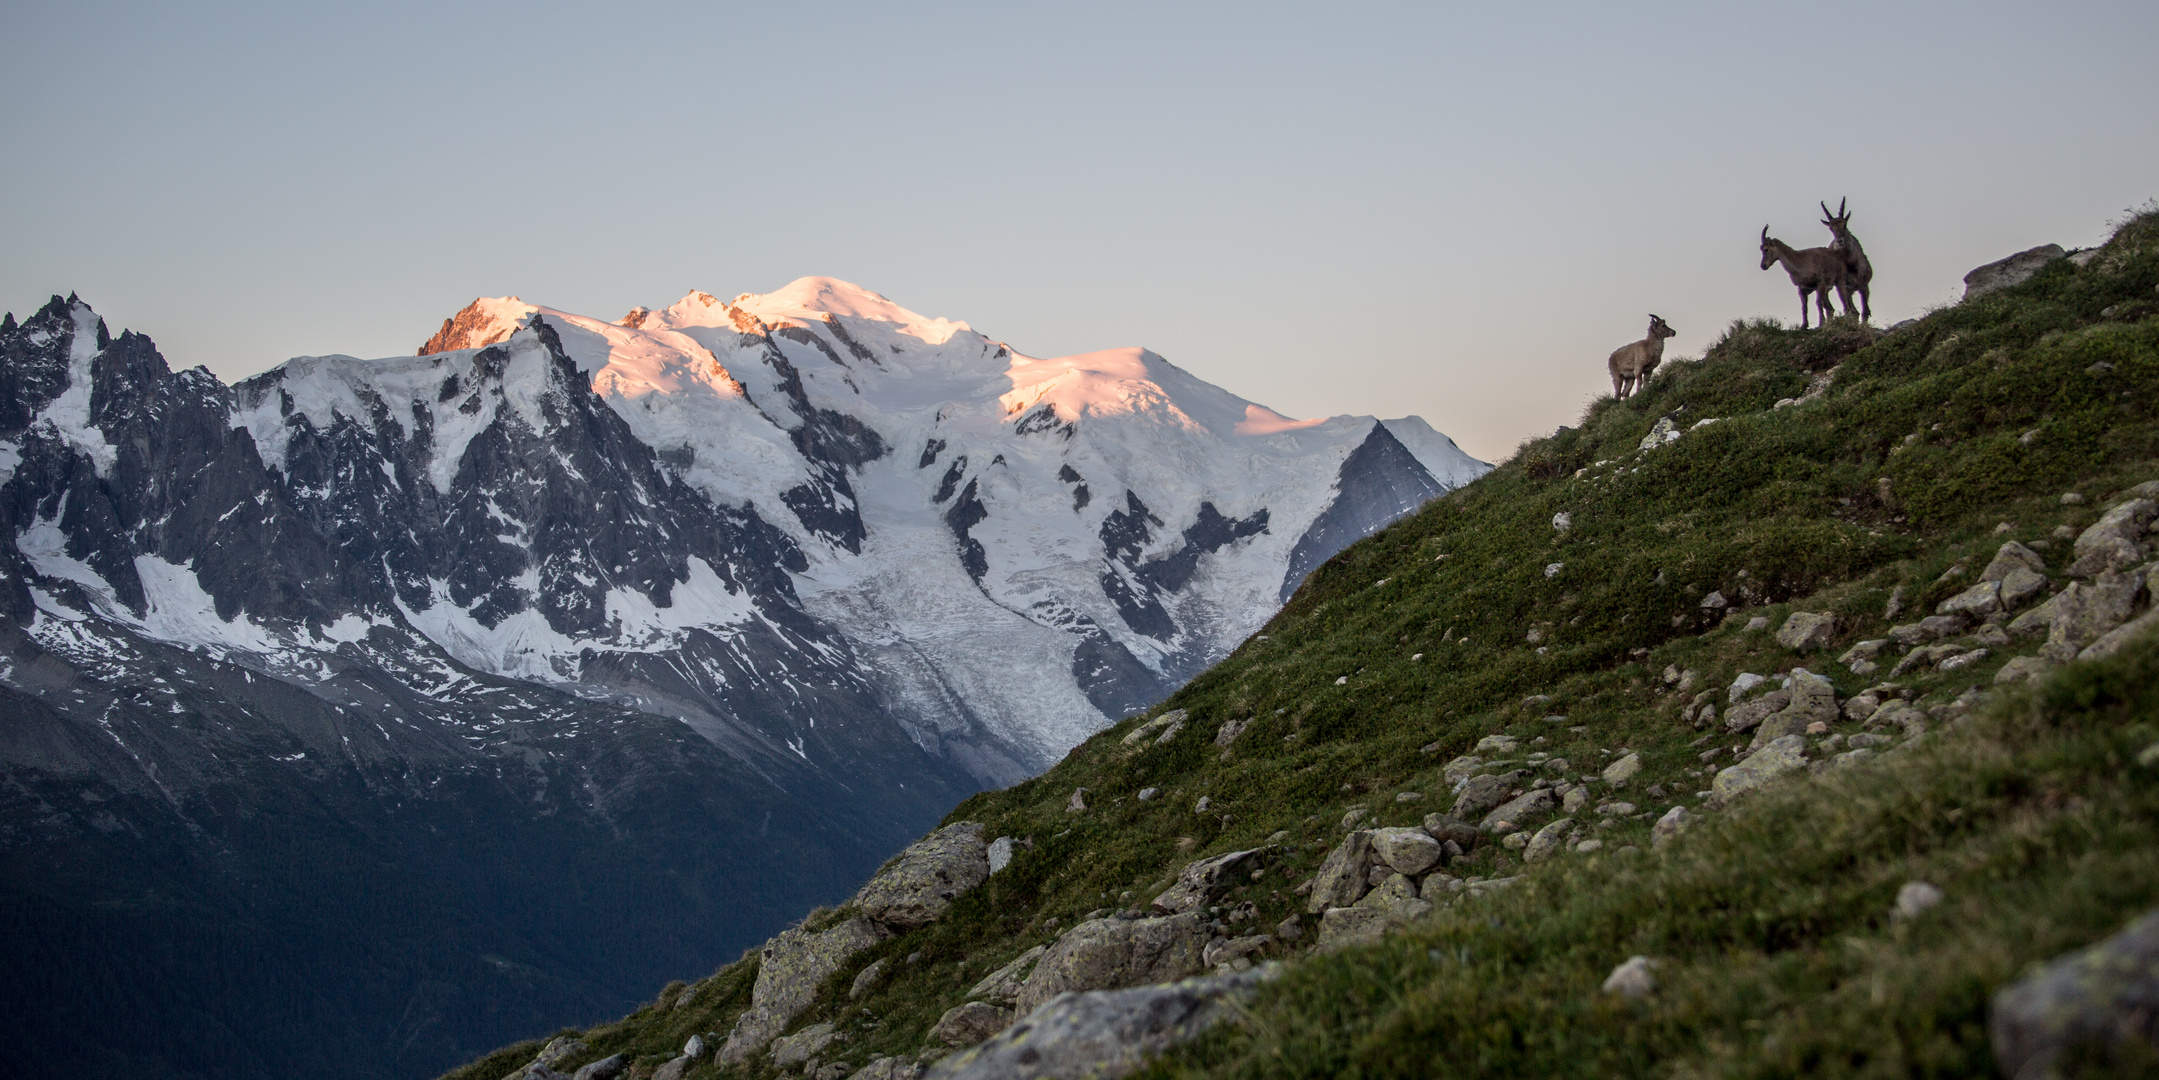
442,210,2159,1080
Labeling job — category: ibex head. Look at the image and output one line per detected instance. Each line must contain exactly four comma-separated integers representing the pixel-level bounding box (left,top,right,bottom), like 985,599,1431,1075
1649,315,1676,340
1759,225,1779,270
1820,197,1853,241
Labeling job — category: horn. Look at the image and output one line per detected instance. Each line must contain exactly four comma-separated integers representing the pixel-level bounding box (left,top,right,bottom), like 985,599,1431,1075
1838,196,1847,216
1821,200,1834,219
1761,225,1770,240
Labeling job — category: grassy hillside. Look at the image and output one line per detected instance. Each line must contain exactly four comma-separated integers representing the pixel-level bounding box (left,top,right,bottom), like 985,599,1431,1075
445,207,2159,1080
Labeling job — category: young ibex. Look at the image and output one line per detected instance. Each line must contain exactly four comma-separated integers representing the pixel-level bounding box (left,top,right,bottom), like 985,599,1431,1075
1760,225,1848,329
1608,314,1676,399
1821,197,1873,321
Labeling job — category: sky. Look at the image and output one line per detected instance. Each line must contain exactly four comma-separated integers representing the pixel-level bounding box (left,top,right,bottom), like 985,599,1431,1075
4,1,2155,463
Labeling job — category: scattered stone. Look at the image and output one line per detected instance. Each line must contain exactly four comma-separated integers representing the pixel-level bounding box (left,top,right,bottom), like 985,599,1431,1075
1710,736,1808,804
1450,773,1520,820
1316,906,1390,951
851,958,890,1000
1895,882,1945,921
1152,848,1271,914
570,1055,626,1080
650,1056,692,1080
1574,839,1605,854
1962,243,2066,300
1395,791,1423,803
1275,914,1303,942
2069,499,2157,576
1305,832,1378,912
1989,908,2159,1079
1420,814,1481,851
721,917,891,1064
1747,670,1839,751
1480,788,1558,833
853,823,992,930
1603,956,1658,998
1012,912,1209,1014
1984,541,2047,581
851,1060,926,1080
1884,585,1907,621
1475,734,1521,754
772,1023,840,1067
1727,672,1769,702
1203,934,1273,970
1500,831,1531,850
1442,755,1483,784
1353,873,1432,923
1993,655,2055,684
1213,718,1249,747
2042,574,2143,658
967,947,1047,1006
927,966,1277,1080
1939,648,1990,671
1651,806,1691,848
1120,710,1186,746
2079,609,2159,661
1368,827,1444,876
929,1003,1012,1048
1724,688,1792,733
1067,789,1089,813
1701,590,1729,610
1776,611,1838,651
1522,818,1575,863
1136,788,1159,802
1937,580,2004,618
1339,806,1371,831
1745,616,1771,631
987,836,1015,874
1602,752,1643,785
1595,801,1638,817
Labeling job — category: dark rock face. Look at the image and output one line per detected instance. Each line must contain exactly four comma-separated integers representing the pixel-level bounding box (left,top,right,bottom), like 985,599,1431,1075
1281,423,1445,600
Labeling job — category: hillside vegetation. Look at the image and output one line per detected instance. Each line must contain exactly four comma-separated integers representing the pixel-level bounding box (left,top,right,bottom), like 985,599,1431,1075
447,207,2159,1080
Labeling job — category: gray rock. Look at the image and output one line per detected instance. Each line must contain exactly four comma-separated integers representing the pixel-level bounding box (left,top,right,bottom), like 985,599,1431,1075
1368,827,1443,876
1602,752,1643,784
1963,244,2066,300
1701,590,1729,610
1441,755,1484,784
1748,669,1839,751
721,917,889,1064
851,957,890,1000
1651,805,1692,848
1353,873,1432,924
2008,592,2062,637
1727,672,1769,701
1776,611,1838,651
1480,788,1558,833
1475,734,1520,754
849,1055,927,1080
649,1056,691,1080
1870,705,1929,739
2069,535,2145,578
1990,908,2159,1078
1067,788,1089,813
1419,813,1480,851
2072,499,2157,568
772,1022,839,1067
1998,567,2049,610
930,1003,1012,1048
1895,882,1944,921
987,836,1015,874
1711,736,1808,804
1316,906,1391,952
1213,717,1250,747
2045,574,2143,656
529,1036,588,1072
1937,581,2004,618
1450,772,1520,820
1724,689,1792,734
1522,818,1575,863
1603,956,1658,998
569,1054,626,1080
852,822,991,930
967,946,1046,1006
2079,609,2159,662
1305,831,1377,912
1985,541,2048,581
1562,785,1591,813
683,1033,707,1059
927,966,1277,1080
1994,655,2055,684
1840,639,1890,668
1151,847,1269,914
1012,913,1208,1014
1202,933,1272,969
1119,709,1186,746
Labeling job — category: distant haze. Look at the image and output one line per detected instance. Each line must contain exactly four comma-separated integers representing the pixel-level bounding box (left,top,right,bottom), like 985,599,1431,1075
4,0,2153,462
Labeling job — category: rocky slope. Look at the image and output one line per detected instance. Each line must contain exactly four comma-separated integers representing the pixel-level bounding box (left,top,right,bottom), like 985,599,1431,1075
446,211,2159,1079
0,281,1480,1080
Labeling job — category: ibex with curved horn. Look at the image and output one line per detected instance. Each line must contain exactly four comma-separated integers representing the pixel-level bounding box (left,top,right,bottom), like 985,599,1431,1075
1821,197,1872,321
1608,314,1676,399
1759,225,1847,329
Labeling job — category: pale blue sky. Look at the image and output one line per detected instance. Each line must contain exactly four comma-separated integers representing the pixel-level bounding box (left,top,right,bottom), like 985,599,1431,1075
6,1,2154,460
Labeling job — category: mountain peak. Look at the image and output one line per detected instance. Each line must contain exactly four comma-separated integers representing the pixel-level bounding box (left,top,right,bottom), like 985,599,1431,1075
418,296,535,355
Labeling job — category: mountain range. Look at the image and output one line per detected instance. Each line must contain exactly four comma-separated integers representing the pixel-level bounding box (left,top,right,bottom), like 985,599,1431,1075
0,279,1484,1079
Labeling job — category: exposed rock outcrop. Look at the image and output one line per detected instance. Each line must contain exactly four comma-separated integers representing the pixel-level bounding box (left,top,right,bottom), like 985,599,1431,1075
929,966,1278,1080
852,822,991,930
1012,913,1209,1015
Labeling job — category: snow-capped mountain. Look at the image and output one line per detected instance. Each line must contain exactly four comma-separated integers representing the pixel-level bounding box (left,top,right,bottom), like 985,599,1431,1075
0,283,1483,1079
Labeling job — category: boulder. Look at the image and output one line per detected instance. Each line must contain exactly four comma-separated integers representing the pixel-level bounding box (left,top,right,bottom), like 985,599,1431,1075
2043,574,2143,658
850,958,889,1000
1603,956,1658,998
1522,818,1575,863
1441,755,1484,784
1962,243,2065,300
850,1056,926,1080
1368,827,1444,876
1999,567,2049,610
1203,933,1272,970
2072,499,2157,569
2079,609,2159,662
569,1055,626,1080
1480,788,1557,833
1710,736,1807,805
2069,535,2144,578
1012,913,1208,1015
650,1056,692,1080
1984,541,2047,582
1119,709,1186,746
987,836,1015,874
1353,873,1432,924
1316,906,1391,952
1450,772,1520,820
1936,581,2003,618
1420,813,1481,851
1990,909,2159,1079
1994,655,2056,684
926,966,1276,1080
1151,847,1270,914
682,1034,706,1059
1651,806,1692,848
1306,831,1378,912
1724,689,1792,734
1475,734,1520,754
1775,611,1838,651
852,822,991,930
929,1003,1012,1048
1213,717,1250,747
1748,670,1839,752
772,1022,839,1067
720,917,890,1064
967,946,1046,1006
1602,752,1643,784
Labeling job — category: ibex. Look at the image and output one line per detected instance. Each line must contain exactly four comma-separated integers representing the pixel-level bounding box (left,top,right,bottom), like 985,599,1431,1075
1821,197,1873,321
1760,225,1847,329
1608,314,1676,399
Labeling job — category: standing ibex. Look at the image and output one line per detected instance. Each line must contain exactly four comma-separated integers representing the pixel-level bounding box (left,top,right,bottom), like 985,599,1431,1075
1821,197,1873,321
1760,225,1848,329
1608,314,1676,399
